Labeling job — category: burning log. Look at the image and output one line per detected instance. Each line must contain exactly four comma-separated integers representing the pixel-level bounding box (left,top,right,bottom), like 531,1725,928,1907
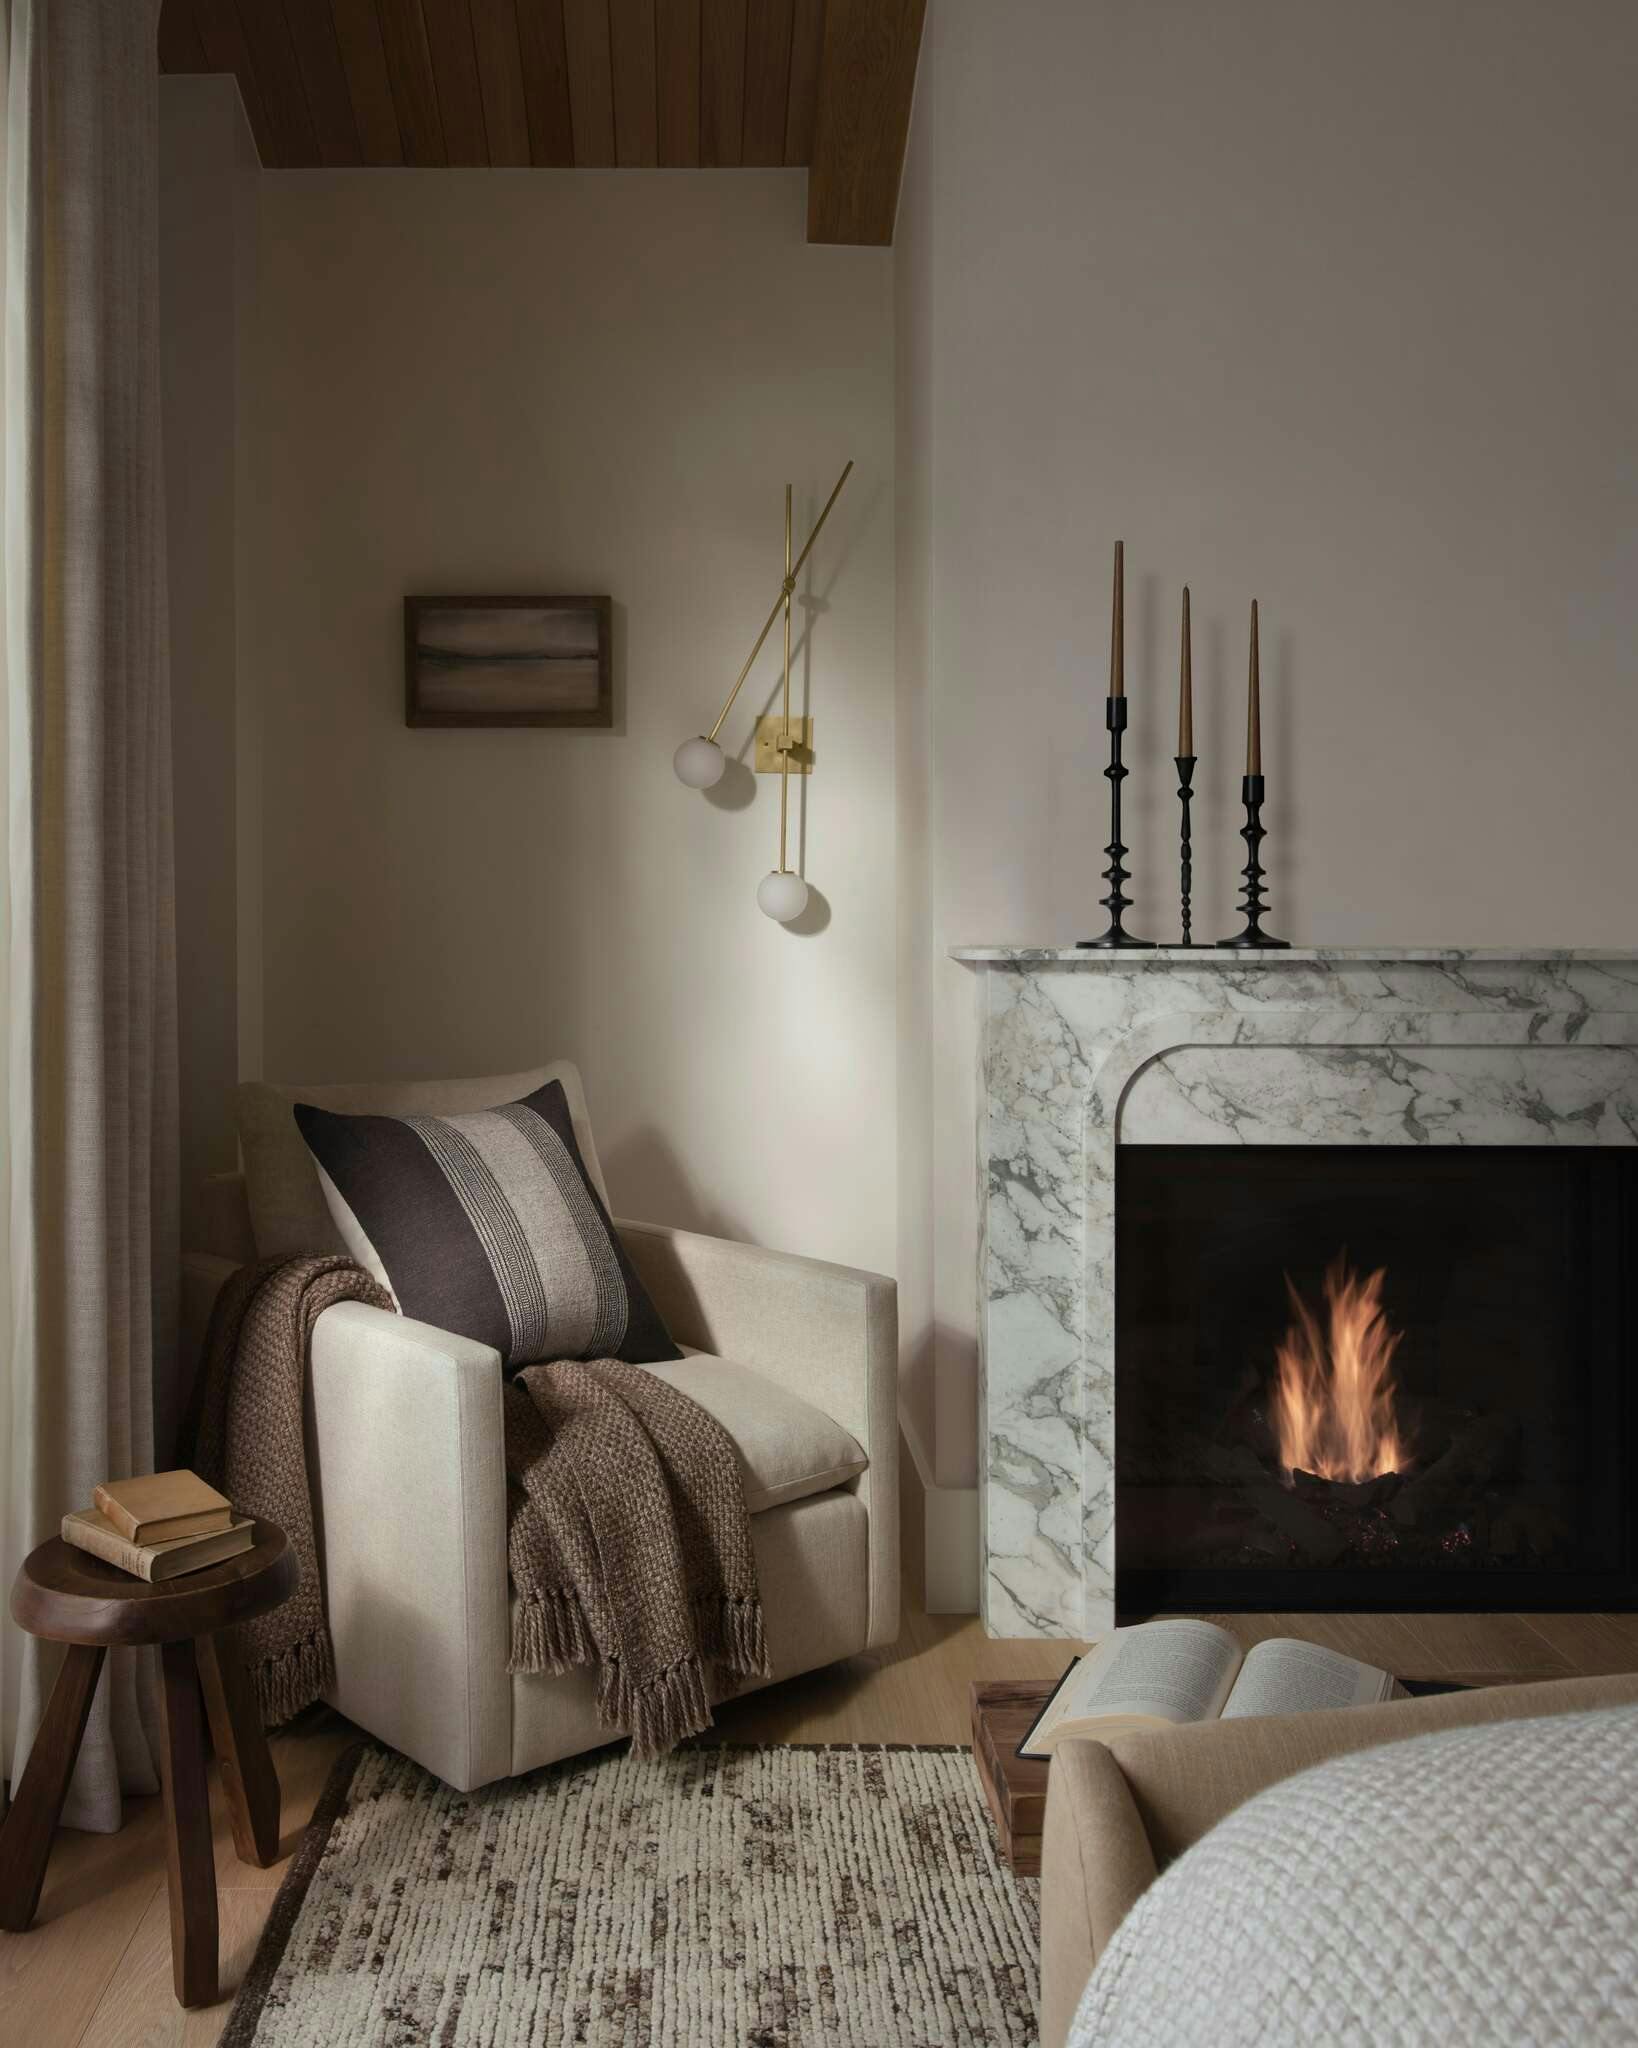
1290,1466,1404,1512
1253,1482,1350,1566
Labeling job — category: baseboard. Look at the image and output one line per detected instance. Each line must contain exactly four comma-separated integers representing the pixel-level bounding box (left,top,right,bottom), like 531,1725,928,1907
898,1413,979,1615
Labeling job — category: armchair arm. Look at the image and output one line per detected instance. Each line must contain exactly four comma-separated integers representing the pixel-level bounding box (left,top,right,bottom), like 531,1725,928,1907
615,1220,899,1648
307,1302,511,1791
1102,1667,1638,1868
1039,1741,1157,2048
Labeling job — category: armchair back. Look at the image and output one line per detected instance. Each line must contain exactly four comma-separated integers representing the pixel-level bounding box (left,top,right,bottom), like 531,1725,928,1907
232,1060,606,1260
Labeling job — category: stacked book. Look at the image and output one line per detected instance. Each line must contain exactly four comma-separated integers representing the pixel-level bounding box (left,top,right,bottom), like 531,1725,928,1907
63,1469,253,1582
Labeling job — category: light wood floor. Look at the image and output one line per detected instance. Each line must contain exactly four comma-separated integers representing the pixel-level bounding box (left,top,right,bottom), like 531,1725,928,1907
6,1545,1637,2048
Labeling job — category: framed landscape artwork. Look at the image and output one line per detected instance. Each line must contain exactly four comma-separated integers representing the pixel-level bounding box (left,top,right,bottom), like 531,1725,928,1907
404,595,613,728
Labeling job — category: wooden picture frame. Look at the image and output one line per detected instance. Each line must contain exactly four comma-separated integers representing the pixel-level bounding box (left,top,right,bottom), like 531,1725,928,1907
404,595,613,729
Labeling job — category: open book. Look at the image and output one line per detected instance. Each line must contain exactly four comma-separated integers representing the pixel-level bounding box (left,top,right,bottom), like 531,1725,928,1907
1017,1618,1403,1759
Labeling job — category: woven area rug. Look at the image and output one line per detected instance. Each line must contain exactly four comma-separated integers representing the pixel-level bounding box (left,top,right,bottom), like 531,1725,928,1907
223,1741,1040,2047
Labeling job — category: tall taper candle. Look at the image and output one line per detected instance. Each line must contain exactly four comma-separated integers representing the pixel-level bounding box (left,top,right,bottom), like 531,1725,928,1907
1179,586,1193,755
1246,598,1262,774
1110,541,1124,697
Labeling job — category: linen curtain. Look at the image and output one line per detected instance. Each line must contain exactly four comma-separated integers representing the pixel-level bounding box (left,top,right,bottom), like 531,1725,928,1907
1,0,177,1833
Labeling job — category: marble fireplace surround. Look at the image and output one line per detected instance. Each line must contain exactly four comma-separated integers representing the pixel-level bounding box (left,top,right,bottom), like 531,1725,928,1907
951,948,1638,1639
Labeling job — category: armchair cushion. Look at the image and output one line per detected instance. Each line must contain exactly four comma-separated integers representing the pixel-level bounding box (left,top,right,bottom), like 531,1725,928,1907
236,1060,608,1260
655,1351,867,1512
294,1079,678,1367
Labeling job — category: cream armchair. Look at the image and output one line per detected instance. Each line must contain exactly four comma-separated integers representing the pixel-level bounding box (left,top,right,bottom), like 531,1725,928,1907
181,1064,898,1792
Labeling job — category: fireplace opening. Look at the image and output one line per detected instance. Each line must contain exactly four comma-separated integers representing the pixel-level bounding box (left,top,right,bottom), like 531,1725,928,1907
1115,1147,1637,1615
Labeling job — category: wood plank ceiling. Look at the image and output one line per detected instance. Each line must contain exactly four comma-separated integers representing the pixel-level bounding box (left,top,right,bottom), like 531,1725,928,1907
157,0,924,244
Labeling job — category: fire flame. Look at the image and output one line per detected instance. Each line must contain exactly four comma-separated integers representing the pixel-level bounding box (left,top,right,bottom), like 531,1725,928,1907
1271,1256,1410,1486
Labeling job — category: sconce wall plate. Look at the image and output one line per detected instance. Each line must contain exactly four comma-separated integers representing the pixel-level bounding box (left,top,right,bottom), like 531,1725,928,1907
753,716,815,773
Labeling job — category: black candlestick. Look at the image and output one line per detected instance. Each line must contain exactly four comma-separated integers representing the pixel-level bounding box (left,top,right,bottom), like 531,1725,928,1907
1174,755,1196,946
1219,773,1290,947
1078,697,1155,950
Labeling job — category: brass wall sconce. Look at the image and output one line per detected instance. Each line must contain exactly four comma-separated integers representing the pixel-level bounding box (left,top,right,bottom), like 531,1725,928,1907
673,462,852,922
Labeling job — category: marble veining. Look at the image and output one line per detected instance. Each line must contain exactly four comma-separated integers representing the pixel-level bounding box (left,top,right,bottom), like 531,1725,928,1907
956,949,1638,1638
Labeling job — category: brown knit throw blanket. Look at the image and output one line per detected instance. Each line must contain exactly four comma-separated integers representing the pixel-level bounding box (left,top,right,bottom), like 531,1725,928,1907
503,1359,769,1757
192,1255,769,1757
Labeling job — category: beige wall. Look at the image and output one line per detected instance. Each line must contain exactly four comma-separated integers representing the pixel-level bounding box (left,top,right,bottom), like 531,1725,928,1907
241,172,897,1276
898,0,1638,1486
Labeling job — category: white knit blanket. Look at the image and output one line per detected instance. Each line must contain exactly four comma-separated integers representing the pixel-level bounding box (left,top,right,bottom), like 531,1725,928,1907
1070,1706,1638,2048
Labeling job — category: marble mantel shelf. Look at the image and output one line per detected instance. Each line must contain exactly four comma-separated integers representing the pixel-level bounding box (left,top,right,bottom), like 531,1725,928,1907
957,943,1638,1640
952,945,1638,965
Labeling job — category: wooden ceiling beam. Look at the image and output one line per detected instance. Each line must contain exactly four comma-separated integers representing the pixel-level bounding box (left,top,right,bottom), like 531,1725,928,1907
562,0,616,167
515,0,575,167
284,0,364,166
699,0,745,168
469,0,533,167
807,0,925,245
420,0,490,165
784,0,822,167
376,0,448,164
157,0,208,73
155,0,897,189
328,0,405,165
189,0,277,163
655,0,700,165
610,0,660,168
741,0,792,168
234,0,320,167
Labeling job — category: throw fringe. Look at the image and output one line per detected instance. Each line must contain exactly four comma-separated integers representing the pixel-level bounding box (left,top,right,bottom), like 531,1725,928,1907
510,1588,594,1675
693,1593,771,1683
505,1586,770,1736
626,1654,714,1761
578,1650,714,1759
255,1627,335,1730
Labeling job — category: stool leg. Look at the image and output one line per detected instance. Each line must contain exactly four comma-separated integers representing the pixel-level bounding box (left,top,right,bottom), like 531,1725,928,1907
196,1627,281,1868
0,1643,106,1931
158,1638,218,2008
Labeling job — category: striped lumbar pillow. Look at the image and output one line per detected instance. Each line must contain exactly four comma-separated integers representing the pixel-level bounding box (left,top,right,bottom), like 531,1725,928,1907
293,1079,679,1368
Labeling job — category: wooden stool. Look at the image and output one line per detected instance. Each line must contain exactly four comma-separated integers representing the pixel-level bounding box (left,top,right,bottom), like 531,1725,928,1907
0,1522,297,2007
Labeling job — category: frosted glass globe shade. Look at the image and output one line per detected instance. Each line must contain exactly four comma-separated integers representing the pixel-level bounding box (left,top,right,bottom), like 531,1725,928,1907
757,870,809,923
673,735,725,789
